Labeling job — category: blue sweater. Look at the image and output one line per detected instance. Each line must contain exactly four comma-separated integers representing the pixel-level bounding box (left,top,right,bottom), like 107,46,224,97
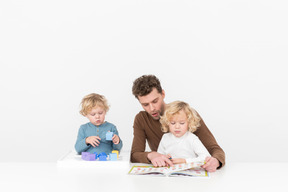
75,121,123,155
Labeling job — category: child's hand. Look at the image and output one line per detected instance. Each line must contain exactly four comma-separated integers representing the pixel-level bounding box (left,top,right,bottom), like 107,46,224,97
85,136,101,147
171,158,186,164
112,134,120,144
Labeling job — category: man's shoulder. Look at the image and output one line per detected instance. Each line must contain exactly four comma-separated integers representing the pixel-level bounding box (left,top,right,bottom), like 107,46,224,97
133,111,153,128
136,110,148,116
135,111,149,120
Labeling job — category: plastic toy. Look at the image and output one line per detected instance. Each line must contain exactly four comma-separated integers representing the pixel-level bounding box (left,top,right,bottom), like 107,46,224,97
99,155,107,161
106,132,113,140
98,152,108,161
93,152,98,159
81,152,96,161
97,152,107,158
112,150,119,158
109,153,117,161
81,151,119,161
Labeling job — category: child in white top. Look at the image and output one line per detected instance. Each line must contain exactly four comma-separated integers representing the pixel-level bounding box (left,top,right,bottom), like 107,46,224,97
158,101,210,164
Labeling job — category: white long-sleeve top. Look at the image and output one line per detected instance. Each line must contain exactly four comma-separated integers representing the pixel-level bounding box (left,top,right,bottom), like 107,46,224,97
157,132,211,163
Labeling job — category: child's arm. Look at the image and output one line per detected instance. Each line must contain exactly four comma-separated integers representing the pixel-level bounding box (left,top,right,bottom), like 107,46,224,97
156,139,165,155
155,136,174,167
111,125,123,151
157,133,170,155
185,136,211,163
171,158,186,164
75,126,91,154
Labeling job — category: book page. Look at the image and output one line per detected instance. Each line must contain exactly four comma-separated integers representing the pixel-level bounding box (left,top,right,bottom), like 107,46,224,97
169,162,205,173
170,167,209,177
128,162,205,176
128,166,168,175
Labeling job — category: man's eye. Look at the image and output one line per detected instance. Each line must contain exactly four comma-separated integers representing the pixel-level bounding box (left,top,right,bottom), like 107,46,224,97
153,99,158,103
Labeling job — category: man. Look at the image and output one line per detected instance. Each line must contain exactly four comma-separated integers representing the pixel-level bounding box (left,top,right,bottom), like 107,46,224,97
130,75,225,172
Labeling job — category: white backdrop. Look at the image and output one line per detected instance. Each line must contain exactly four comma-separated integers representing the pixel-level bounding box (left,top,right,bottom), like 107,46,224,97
0,0,287,162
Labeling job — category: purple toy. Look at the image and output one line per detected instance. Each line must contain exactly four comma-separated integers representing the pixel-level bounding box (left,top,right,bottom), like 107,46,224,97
81,152,96,161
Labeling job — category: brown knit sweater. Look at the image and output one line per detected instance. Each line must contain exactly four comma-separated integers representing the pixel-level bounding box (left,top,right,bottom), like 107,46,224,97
130,111,225,168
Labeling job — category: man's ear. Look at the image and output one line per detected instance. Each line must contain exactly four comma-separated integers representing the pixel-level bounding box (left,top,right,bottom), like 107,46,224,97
162,89,165,99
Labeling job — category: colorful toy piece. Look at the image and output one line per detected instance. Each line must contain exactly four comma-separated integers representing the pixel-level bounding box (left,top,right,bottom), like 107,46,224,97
93,152,98,160
112,150,119,158
99,155,107,161
109,153,117,161
97,152,107,158
81,152,96,161
98,152,107,161
81,152,90,160
106,132,113,140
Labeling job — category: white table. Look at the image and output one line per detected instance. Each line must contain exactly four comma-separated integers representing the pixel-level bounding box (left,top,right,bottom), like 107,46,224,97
0,151,287,192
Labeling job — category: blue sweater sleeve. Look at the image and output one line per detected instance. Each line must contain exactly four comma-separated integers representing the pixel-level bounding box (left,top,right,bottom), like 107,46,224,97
75,125,90,154
111,125,123,151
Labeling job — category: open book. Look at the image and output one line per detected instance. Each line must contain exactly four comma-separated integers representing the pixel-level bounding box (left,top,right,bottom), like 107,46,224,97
128,162,209,177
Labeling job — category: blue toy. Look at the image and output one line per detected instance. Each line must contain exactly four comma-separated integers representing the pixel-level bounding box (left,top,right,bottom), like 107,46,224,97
97,152,107,158
109,153,117,161
98,152,107,161
106,132,113,140
93,152,98,160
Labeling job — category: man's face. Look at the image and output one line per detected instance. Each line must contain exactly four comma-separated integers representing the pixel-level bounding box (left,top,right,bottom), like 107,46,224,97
137,88,165,120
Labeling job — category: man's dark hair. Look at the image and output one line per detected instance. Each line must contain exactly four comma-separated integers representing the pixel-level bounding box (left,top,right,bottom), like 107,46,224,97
132,75,163,99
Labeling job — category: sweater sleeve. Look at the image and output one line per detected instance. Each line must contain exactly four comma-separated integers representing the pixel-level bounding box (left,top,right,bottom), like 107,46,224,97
157,135,166,155
194,114,226,168
130,113,150,163
185,135,211,163
111,125,123,151
74,125,90,154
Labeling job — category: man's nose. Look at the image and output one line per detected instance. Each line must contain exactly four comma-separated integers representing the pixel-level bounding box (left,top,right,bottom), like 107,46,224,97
149,104,155,111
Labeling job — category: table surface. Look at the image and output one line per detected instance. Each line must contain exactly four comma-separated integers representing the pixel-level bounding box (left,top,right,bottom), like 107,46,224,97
1,151,288,192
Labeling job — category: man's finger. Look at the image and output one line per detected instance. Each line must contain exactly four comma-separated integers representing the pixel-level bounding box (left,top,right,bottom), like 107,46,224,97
205,156,211,163
151,160,158,167
202,160,211,169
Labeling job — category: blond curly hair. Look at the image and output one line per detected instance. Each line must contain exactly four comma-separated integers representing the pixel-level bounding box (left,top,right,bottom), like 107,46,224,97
79,93,110,116
160,101,201,133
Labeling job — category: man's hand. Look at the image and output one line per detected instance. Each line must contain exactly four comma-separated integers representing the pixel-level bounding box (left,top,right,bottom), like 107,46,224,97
202,156,220,172
85,136,101,147
147,152,173,167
